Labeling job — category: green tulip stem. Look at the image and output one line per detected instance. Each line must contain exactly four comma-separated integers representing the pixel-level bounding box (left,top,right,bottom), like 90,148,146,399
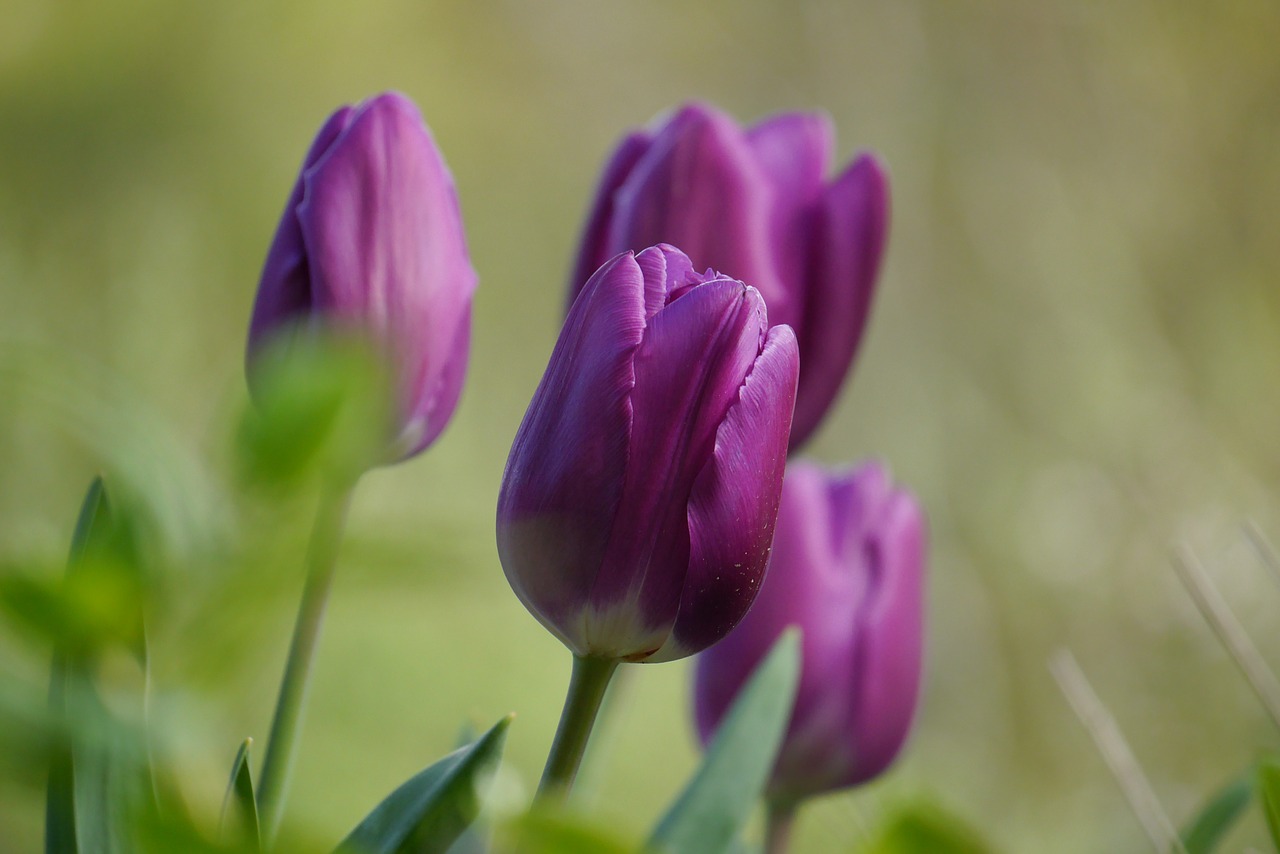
765,798,798,854
256,480,357,843
536,654,620,801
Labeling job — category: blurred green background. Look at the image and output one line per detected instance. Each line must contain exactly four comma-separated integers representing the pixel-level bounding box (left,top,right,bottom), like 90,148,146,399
4,1,1280,851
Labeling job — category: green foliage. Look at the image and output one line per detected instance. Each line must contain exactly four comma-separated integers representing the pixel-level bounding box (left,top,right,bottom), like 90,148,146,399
44,478,153,854
337,714,512,854
862,801,991,854
1180,767,1253,854
647,630,800,854
220,739,261,852
494,807,636,854
1257,757,1280,850
236,333,396,489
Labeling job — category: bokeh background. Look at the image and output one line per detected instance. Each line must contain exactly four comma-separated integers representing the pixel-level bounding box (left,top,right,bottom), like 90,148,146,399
4,2,1280,851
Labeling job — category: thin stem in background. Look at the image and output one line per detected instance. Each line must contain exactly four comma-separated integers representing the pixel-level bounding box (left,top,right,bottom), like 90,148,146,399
1173,546,1280,731
536,655,619,802
256,481,357,844
1049,649,1186,854
1244,521,1280,588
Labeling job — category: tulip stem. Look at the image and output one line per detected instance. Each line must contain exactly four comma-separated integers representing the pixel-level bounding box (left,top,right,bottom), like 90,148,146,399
256,480,357,844
764,799,798,854
536,655,620,801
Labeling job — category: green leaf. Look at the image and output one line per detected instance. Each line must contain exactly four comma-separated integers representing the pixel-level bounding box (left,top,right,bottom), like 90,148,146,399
237,333,395,489
495,807,635,854
45,478,152,854
1257,757,1280,848
220,739,261,851
337,714,512,854
647,630,801,854
1180,768,1253,854
863,802,991,854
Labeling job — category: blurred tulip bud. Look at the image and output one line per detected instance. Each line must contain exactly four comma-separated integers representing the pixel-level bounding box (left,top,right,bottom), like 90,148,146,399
247,91,477,463
499,245,799,663
569,103,888,451
694,459,925,803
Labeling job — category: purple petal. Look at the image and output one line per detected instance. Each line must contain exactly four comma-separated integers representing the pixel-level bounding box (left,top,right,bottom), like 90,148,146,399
400,303,471,457
247,105,355,357
584,280,768,659
745,112,833,332
659,324,799,661
566,132,654,310
300,93,477,452
634,243,693,319
790,153,888,450
607,105,791,322
497,252,646,653
842,486,925,785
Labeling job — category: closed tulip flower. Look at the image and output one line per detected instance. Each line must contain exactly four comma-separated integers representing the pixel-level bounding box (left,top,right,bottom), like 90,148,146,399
568,103,888,451
499,244,799,664
694,460,925,823
247,91,477,462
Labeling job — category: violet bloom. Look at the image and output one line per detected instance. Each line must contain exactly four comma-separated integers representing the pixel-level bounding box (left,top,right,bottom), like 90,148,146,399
498,245,799,663
247,92,477,461
568,103,888,451
694,460,925,804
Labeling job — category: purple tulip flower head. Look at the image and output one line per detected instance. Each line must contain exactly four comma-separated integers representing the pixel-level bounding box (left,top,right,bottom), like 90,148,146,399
247,92,477,462
694,460,925,804
498,245,800,663
568,103,888,452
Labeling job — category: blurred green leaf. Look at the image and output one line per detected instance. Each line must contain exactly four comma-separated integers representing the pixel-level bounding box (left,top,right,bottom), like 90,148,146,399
647,630,800,854
494,807,636,854
236,333,395,489
1180,767,1253,854
220,738,261,852
337,714,512,854
1257,757,1280,848
862,802,991,854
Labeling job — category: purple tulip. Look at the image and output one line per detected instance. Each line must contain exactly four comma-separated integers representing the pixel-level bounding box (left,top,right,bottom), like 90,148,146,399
247,92,477,461
693,460,925,803
568,103,888,451
498,244,799,663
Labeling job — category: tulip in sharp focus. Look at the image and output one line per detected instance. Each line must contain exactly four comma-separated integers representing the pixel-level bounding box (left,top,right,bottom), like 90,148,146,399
569,102,888,451
247,91,477,461
694,460,925,803
498,244,799,663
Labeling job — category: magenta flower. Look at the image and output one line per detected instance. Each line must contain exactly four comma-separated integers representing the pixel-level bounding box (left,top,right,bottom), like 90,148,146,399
693,460,925,803
498,245,799,663
247,92,477,461
568,103,888,451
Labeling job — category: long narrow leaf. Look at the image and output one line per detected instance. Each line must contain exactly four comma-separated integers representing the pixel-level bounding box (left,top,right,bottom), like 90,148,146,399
647,630,800,854
1257,757,1280,848
220,739,261,851
1180,768,1253,854
337,714,512,854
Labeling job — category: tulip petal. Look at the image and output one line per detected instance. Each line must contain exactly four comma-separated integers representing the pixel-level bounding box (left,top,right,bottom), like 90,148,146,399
497,253,647,652
248,105,355,356
609,105,790,321
634,243,693,320
658,324,799,662
843,487,924,785
300,94,477,447
567,131,654,309
790,153,888,449
401,304,471,457
745,113,833,332
584,279,768,659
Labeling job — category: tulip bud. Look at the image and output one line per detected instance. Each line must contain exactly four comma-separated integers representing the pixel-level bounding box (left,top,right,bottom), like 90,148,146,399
693,460,925,803
568,103,888,452
247,92,477,462
498,245,799,663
